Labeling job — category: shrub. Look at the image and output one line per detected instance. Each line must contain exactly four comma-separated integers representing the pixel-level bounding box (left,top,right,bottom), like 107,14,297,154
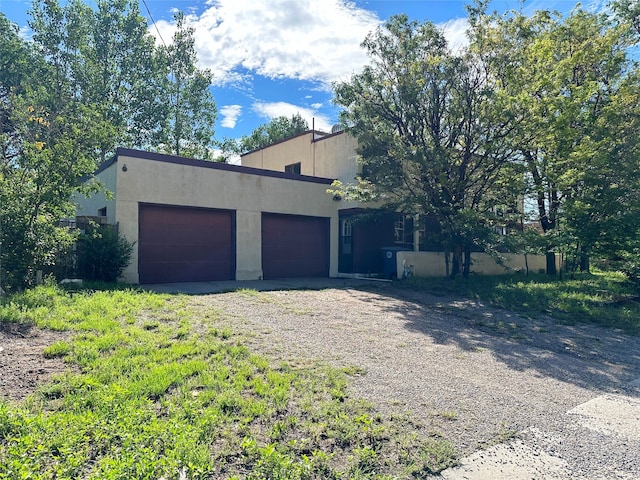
619,250,640,286
77,224,133,282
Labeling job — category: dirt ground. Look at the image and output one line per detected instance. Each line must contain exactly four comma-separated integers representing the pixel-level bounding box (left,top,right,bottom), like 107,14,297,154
0,323,72,402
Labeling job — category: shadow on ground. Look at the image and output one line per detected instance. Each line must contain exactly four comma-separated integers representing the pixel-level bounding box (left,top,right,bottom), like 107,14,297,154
372,286,640,394
145,277,640,395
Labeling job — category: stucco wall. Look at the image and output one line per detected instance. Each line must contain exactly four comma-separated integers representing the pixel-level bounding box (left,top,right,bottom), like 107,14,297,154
241,131,360,185
92,151,340,283
312,132,360,184
241,132,312,173
396,251,560,278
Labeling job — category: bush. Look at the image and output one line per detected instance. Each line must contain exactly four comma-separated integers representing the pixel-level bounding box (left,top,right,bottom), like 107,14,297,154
77,225,133,282
619,249,640,286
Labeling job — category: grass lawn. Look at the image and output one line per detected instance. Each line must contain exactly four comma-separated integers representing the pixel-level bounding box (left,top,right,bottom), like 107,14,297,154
399,270,640,334
0,285,455,479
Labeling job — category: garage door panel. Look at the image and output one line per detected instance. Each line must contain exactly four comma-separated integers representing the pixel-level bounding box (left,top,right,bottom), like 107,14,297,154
262,213,329,279
139,204,234,283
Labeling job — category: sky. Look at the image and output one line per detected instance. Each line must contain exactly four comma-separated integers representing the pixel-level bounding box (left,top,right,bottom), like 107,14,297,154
1,0,602,143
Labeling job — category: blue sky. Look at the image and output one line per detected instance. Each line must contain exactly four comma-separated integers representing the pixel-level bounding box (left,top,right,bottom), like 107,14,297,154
1,0,596,143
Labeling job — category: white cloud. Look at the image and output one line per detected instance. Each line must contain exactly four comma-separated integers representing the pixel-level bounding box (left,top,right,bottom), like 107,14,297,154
440,18,469,54
252,101,332,132
219,104,242,128
150,3,500,92
18,26,32,40
153,0,380,88
310,102,323,109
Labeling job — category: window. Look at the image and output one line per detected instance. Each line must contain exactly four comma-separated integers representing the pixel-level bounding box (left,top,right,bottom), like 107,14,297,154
394,216,405,243
394,215,415,244
341,219,352,254
285,162,301,174
98,207,107,217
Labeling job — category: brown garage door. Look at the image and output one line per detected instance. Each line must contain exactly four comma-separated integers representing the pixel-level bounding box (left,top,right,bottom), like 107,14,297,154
138,204,234,283
262,213,329,279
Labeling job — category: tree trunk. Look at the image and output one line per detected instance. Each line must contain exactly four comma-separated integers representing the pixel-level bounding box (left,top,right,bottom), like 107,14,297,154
444,251,450,277
463,246,471,278
451,244,463,278
546,251,557,276
580,247,590,273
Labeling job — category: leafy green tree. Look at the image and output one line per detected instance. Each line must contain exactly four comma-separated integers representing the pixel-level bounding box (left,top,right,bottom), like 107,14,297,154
333,15,519,277
562,67,640,271
29,0,161,162
612,0,640,36
1,13,102,290
238,113,308,153
470,6,640,274
157,11,217,160
1,2,221,290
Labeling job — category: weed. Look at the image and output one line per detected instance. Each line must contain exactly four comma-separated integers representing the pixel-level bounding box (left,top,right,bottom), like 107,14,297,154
433,410,458,421
341,365,367,377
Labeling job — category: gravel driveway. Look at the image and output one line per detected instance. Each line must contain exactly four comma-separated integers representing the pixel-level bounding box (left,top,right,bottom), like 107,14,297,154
191,283,640,479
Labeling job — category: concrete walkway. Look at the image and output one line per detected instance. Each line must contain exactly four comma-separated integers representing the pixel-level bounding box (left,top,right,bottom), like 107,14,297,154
142,277,389,295
439,378,640,480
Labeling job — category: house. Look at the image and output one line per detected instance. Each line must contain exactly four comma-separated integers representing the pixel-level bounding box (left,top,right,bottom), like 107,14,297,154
75,130,424,284
76,129,551,284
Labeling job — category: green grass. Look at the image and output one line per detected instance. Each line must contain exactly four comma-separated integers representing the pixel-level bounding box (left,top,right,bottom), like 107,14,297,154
0,285,457,478
399,270,640,333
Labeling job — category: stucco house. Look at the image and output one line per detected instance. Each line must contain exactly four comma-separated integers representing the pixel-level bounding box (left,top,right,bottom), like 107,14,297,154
240,129,428,276
76,129,425,284
76,129,549,284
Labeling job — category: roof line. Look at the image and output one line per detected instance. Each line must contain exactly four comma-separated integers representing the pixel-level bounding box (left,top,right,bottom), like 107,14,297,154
114,148,334,185
240,129,340,157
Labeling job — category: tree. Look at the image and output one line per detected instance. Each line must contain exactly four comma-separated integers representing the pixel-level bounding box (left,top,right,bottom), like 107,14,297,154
157,11,217,160
1,2,221,289
237,113,309,153
29,0,162,162
28,1,218,162
469,6,640,274
612,0,640,36
333,15,519,277
1,13,102,290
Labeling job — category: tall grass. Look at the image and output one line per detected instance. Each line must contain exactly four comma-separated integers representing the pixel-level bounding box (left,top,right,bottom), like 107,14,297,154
0,286,456,478
400,270,640,333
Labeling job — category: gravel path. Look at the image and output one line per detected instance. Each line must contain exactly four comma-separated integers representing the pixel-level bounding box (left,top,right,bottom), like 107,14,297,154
191,284,640,479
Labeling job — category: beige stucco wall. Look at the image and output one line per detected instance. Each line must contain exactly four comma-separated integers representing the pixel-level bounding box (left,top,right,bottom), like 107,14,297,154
241,133,313,173
75,162,117,225
241,131,360,185
77,152,341,283
396,251,559,278
312,132,360,184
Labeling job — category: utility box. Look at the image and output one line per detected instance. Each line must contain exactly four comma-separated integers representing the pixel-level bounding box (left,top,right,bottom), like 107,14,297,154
381,246,410,279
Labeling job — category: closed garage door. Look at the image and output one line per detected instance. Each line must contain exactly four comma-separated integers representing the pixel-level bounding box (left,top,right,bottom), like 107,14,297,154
139,204,234,283
262,213,329,279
